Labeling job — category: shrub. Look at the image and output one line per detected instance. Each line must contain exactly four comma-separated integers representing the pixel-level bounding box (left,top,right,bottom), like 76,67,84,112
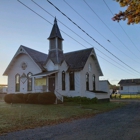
63,96,73,102
27,93,39,104
12,94,24,103
111,94,121,99
64,96,98,104
116,94,121,98
23,93,30,103
91,97,98,104
38,92,56,104
4,92,57,105
111,94,116,99
4,94,14,103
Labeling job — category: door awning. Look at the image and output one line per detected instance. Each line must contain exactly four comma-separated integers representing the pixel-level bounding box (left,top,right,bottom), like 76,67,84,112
32,70,58,78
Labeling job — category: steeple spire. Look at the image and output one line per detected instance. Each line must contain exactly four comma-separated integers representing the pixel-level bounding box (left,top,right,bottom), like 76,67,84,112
48,17,63,40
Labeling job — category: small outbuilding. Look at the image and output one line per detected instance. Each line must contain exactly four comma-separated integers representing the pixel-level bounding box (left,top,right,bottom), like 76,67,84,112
118,79,140,94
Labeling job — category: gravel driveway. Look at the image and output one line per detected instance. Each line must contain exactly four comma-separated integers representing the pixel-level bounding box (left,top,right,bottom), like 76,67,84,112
0,101,140,140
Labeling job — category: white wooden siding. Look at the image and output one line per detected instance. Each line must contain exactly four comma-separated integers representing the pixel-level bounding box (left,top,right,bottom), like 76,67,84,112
99,81,110,93
7,54,41,93
119,85,140,94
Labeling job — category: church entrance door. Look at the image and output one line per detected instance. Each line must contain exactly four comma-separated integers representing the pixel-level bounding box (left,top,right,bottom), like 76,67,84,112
48,77,55,92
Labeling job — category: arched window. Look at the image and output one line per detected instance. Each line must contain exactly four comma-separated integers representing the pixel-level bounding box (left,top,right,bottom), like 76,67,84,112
69,71,75,90
27,72,32,91
58,38,62,50
86,73,89,90
89,63,92,72
62,71,65,90
50,39,56,50
93,74,96,91
15,74,20,92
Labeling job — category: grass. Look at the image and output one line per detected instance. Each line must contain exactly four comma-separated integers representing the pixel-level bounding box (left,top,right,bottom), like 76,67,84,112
0,94,5,101
121,94,140,99
0,100,126,135
111,93,140,99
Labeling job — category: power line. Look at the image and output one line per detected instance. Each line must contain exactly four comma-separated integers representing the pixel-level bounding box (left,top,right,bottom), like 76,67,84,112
31,0,139,75
17,1,87,50
47,0,140,75
103,0,140,53
63,0,140,63
17,0,139,77
97,54,138,77
83,0,140,59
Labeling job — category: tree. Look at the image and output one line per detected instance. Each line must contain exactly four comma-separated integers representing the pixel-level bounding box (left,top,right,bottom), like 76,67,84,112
109,84,119,90
112,0,140,25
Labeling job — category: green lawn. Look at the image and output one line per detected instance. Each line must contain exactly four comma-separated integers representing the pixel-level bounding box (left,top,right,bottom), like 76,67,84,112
111,94,140,99
121,94,140,99
0,101,125,135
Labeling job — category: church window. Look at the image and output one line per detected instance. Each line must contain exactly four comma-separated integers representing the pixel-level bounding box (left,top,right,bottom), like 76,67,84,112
89,63,92,72
50,39,56,50
86,73,89,90
15,74,20,92
69,71,75,90
58,38,62,50
27,72,32,91
93,74,96,91
21,62,27,70
62,71,65,90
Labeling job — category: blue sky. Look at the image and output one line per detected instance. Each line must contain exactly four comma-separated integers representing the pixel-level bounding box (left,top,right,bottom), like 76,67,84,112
0,0,140,85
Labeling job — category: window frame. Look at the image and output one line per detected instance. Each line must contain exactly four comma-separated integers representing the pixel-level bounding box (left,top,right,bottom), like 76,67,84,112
15,74,20,92
86,72,89,91
50,39,56,50
92,74,96,91
69,71,75,90
58,38,62,50
89,63,92,72
27,72,32,91
62,71,65,90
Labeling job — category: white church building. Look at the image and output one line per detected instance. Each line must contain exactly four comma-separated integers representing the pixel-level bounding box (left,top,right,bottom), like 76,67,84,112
3,18,110,100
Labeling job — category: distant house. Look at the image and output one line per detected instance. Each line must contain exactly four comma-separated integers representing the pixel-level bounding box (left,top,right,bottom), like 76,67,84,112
3,18,109,101
118,79,140,94
0,84,7,93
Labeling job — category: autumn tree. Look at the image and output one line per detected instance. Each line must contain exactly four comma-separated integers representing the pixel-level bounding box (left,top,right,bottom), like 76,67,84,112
109,84,119,90
112,0,140,25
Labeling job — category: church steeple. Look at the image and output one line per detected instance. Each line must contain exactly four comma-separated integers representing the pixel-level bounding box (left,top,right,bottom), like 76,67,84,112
48,17,63,40
47,18,64,64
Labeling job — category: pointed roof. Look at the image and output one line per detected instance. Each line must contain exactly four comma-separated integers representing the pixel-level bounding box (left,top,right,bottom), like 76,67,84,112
64,48,103,76
48,18,63,40
64,48,93,71
3,45,48,75
3,46,103,76
22,46,48,70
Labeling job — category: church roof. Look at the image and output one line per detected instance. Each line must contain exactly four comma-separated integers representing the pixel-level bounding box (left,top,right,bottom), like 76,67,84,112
65,48,103,75
3,45,48,75
48,18,63,40
21,46,48,71
64,48,93,71
3,46,103,76
23,46,93,71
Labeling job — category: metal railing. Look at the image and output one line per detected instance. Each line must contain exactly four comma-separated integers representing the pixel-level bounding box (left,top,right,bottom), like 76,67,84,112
54,90,63,102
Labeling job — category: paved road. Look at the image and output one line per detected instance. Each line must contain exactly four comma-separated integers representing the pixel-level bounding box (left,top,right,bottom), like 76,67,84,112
0,101,140,140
